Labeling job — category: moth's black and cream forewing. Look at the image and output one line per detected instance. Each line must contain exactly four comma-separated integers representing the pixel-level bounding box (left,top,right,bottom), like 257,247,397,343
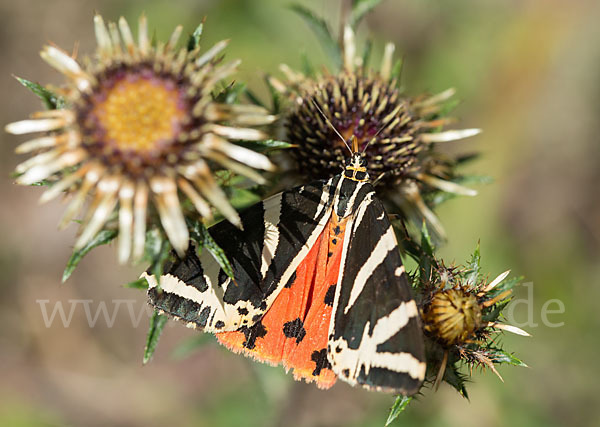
326,184,426,394
144,177,338,332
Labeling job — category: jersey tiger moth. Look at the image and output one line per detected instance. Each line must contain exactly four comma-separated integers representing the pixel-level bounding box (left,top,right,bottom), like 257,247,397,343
143,138,426,395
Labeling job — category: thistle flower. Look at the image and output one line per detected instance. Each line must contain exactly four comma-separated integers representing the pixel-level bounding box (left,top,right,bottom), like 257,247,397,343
271,26,480,240
5,15,275,263
420,253,529,390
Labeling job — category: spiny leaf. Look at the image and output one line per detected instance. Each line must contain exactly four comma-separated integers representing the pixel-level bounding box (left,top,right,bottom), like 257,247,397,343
189,221,234,279
386,396,412,426
485,276,521,299
214,81,247,105
350,0,384,29
289,4,342,70
62,229,118,282
482,299,510,323
123,277,148,289
464,243,481,286
15,76,65,110
143,309,168,364
418,221,435,282
420,221,435,257
444,362,470,399
187,20,205,51
144,229,172,279
488,349,528,367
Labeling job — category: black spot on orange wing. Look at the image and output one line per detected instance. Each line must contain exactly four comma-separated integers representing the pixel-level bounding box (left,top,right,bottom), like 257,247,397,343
311,349,332,377
282,318,306,344
240,321,268,350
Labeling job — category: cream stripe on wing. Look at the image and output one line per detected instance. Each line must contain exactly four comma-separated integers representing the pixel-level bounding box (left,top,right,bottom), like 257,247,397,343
260,193,282,278
329,300,424,381
344,225,397,314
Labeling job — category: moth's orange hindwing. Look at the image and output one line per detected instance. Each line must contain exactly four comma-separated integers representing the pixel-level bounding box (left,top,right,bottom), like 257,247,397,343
217,212,349,389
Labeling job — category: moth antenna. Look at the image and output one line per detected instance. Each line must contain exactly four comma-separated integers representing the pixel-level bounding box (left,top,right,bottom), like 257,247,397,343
310,98,353,155
361,121,388,154
371,171,388,186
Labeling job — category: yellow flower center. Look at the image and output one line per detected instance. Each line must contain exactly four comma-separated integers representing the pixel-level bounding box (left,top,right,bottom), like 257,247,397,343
92,77,185,152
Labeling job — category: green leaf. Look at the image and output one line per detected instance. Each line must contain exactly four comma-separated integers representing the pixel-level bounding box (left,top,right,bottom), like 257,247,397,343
391,58,404,82
229,187,262,210
214,82,247,105
187,20,205,51
300,51,315,76
350,0,384,29
464,243,481,287
486,276,521,299
28,179,53,187
123,277,148,289
264,75,281,114
420,221,435,257
62,229,118,282
144,229,172,279
417,221,435,283
189,221,234,279
386,396,412,426
444,362,469,399
244,88,267,109
456,152,481,165
172,334,214,360
482,299,511,323
143,309,168,364
488,349,528,367
289,4,342,70
362,38,373,68
15,76,65,110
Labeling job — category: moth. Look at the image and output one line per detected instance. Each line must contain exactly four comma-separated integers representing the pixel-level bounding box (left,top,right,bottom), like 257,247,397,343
144,137,426,395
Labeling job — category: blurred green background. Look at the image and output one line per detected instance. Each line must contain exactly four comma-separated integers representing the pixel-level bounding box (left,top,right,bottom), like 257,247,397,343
1,0,598,426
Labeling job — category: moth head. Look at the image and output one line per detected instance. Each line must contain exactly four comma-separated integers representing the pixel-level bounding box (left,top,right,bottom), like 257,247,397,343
344,146,369,182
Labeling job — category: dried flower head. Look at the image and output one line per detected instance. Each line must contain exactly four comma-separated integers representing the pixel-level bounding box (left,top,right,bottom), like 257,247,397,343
271,26,480,240
419,253,529,389
5,15,275,263
423,288,482,346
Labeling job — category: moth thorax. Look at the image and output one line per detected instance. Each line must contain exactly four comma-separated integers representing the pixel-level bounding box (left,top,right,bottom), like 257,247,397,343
423,289,482,346
344,153,369,182
344,165,369,182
